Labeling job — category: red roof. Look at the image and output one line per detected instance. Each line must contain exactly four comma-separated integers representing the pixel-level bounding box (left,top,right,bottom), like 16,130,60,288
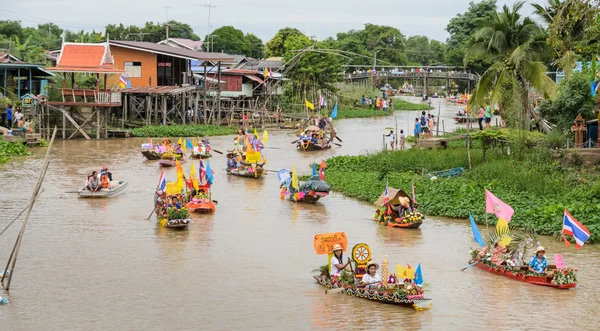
47,42,123,74
224,69,260,75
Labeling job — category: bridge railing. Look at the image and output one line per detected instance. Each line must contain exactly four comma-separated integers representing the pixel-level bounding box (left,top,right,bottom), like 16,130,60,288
344,71,478,81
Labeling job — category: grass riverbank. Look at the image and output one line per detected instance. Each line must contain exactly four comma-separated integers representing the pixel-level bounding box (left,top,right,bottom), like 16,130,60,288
0,140,31,163
131,125,238,138
323,136,600,243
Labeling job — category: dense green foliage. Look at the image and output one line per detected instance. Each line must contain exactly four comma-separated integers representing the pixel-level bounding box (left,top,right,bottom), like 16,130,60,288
0,140,30,163
131,125,237,138
323,140,600,243
393,100,434,111
405,35,446,66
205,26,264,58
538,72,596,132
335,108,391,119
334,24,410,66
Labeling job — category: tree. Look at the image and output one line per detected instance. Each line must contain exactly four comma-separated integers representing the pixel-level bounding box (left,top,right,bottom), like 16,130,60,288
538,72,596,131
445,0,497,73
265,27,305,58
465,1,557,125
534,0,599,77
334,24,408,66
0,20,23,40
206,26,249,55
405,35,446,65
245,33,264,59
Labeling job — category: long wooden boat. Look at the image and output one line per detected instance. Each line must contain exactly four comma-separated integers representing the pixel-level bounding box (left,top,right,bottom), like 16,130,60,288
186,201,216,213
159,218,190,230
142,150,161,160
281,177,330,204
472,261,577,289
385,220,423,229
228,168,265,179
190,152,212,159
313,276,432,311
158,157,185,167
78,181,128,198
297,140,331,151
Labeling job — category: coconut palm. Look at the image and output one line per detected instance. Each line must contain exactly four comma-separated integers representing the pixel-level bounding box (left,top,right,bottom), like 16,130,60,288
465,1,557,118
532,0,594,79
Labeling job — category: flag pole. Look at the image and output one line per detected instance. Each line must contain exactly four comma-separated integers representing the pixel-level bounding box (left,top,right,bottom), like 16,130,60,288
485,213,488,231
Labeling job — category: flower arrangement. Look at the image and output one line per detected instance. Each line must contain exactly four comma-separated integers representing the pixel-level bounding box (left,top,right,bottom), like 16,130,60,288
167,207,190,220
404,211,425,223
552,268,578,285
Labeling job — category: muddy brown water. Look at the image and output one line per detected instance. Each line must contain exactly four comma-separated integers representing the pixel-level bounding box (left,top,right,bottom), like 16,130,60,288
1,98,599,330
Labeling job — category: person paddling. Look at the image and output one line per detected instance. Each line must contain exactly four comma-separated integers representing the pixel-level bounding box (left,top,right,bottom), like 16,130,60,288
361,261,382,289
330,244,352,277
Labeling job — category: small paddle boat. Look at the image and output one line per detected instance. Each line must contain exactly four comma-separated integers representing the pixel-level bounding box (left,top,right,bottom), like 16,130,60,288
78,181,128,198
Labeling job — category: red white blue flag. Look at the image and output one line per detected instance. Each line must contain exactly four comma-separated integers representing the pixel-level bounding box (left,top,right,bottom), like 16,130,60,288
319,94,327,107
158,170,166,191
383,182,390,205
562,209,590,249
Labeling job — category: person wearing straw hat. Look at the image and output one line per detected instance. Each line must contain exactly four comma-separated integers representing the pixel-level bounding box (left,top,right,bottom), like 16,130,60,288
528,246,553,277
330,244,351,277
361,261,382,289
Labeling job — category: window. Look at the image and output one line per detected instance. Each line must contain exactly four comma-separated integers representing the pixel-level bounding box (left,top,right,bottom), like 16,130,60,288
124,61,142,78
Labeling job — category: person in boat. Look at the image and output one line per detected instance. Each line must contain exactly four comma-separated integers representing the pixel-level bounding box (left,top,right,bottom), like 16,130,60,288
168,196,182,209
175,144,184,157
86,171,100,191
100,172,111,190
250,133,263,152
235,128,248,148
330,244,352,277
156,191,169,219
226,150,238,171
100,166,113,181
491,243,508,266
361,261,382,289
318,117,327,130
528,246,553,277
390,197,413,221
311,133,319,144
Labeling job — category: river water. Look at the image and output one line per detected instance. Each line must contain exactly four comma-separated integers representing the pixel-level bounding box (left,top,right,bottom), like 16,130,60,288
1,98,599,330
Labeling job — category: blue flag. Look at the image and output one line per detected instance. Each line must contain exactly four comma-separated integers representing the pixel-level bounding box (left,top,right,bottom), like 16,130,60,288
592,80,598,97
312,163,317,176
205,161,214,185
330,103,338,119
186,139,194,150
470,213,486,247
414,264,423,285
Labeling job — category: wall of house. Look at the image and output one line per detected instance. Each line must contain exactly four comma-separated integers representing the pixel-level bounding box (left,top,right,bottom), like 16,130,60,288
108,46,157,87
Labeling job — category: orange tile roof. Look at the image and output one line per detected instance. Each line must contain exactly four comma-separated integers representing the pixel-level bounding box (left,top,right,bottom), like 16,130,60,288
47,42,123,74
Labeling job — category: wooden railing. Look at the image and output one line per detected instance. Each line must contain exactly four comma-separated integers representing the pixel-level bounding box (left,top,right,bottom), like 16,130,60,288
345,71,479,82
58,88,122,106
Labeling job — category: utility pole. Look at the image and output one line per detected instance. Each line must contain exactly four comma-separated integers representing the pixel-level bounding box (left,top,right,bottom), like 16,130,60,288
164,6,171,40
204,4,216,41
373,50,379,70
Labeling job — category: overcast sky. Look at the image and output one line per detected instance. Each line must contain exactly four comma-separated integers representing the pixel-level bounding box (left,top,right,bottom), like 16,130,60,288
4,0,543,42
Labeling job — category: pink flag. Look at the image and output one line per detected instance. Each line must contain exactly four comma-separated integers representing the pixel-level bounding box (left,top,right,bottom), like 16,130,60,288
485,189,514,222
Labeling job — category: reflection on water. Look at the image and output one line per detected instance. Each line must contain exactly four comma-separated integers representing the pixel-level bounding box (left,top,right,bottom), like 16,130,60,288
1,99,599,329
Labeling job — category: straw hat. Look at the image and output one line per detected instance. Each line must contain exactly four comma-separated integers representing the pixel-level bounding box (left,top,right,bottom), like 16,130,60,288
332,244,343,251
536,246,545,253
366,261,380,270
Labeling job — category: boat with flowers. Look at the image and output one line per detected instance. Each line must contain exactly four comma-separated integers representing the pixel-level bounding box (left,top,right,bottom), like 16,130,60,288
372,187,424,229
142,150,162,160
156,194,191,230
190,138,212,159
185,182,216,213
281,175,330,203
311,238,432,311
295,123,337,152
226,149,266,179
158,152,185,167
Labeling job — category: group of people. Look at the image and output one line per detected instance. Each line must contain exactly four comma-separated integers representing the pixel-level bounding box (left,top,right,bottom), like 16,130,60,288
385,130,406,151
413,111,436,142
474,244,554,277
3,105,31,132
360,96,393,112
476,105,494,130
85,166,113,192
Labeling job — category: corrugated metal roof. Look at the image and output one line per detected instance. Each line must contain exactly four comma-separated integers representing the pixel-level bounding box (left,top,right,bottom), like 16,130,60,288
109,41,234,62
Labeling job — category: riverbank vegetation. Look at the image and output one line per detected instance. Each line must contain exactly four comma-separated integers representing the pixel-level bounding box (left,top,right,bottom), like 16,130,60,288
323,130,600,243
131,125,237,138
0,140,30,163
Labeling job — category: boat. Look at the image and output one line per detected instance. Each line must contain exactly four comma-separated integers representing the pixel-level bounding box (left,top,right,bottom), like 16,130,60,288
471,260,577,289
162,218,191,229
226,147,266,179
372,187,424,229
141,150,161,160
281,175,330,203
78,181,128,198
311,242,432,311
190,146,212,159
159,153,185,167
296,123,337,152
184,181,216,214
228,168,265,178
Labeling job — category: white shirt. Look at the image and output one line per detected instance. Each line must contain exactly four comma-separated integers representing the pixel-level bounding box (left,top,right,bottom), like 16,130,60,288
362,273,382,288
15,113,23,121
330,256,344,276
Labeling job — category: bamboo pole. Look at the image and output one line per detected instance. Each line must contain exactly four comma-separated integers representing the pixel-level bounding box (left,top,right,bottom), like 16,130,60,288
436,100,441,137
2,127,57,290
0,189,44,237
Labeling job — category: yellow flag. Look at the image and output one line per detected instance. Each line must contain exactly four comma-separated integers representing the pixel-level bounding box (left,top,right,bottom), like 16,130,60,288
254,128,259,137
264,67,270,79
177,137,183,146
291,164,299,190
175,159,184,189
190,162,199,190
396,264,415,279
262,130,269,143
497,218,512,246
246,151,261,163
165,182,179,196
327,253,333,274
305,99,315,110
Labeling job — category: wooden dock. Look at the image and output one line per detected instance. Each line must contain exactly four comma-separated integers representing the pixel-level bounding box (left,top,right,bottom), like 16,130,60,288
418,134,467,149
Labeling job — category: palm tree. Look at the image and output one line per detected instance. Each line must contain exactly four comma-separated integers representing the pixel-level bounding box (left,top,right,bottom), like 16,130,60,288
465,1,557,121
532,0,593,79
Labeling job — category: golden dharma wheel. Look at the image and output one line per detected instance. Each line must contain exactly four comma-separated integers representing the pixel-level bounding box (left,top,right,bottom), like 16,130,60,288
352,243,371,265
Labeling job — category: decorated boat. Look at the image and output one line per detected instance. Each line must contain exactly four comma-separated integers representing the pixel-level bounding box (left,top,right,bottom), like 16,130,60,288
184,160,216,214
280,165,330,203
159,152,185,167
142,150,161,160
312,234,433,311
295,118,338,152
466,192,579,290
226,141,267,179
190,138,213,159
78,180,128,198
141,140,168,161
372,185,424,229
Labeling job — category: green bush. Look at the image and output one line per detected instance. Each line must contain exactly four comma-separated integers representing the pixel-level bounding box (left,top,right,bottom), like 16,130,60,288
0,140,31,163
393,100,434,111
336,107,391,119
132,125,238,138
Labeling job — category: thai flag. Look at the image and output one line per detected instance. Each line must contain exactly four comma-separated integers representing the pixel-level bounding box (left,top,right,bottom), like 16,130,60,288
319,163,325,181
383,182,390,204
319,95,326,107
204,137,211,152
199,160,206,182
158,170,166,191
562,209,590,249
